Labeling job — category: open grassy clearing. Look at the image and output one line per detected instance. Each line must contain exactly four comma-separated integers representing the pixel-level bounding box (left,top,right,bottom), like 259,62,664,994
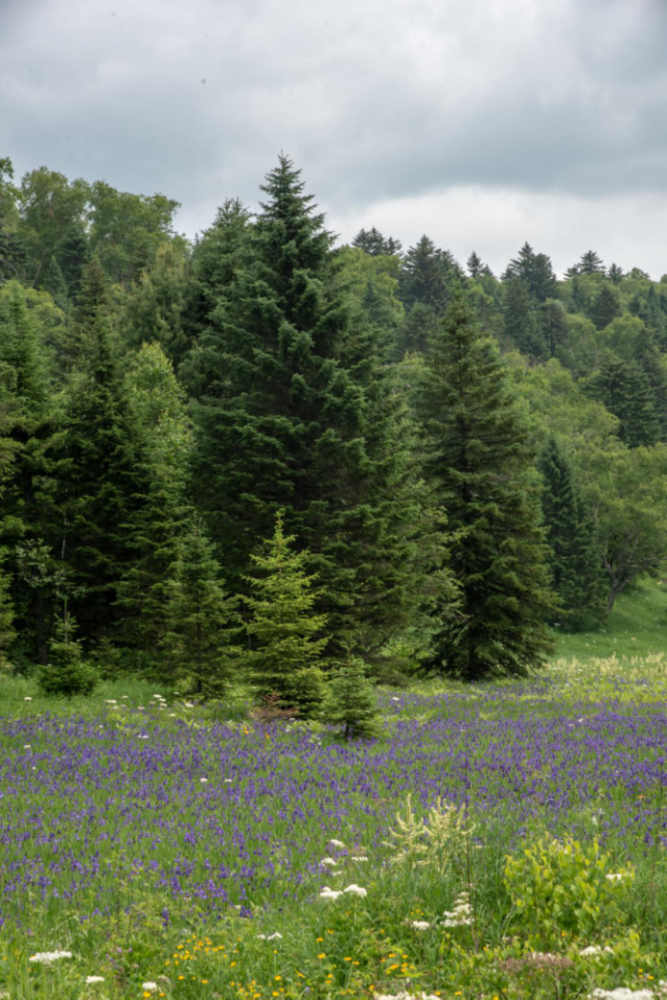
1,584,667,999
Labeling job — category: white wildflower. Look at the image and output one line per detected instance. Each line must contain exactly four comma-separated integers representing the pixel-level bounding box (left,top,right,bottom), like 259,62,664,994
24,744,31,749
224,778,233,783
351,856,368,862
200,778,208,783
257,932,283,941
24,697,32,701
409,920,431,931
105,699,117,705
29,950,72,964
320,858,338,867
142,984,158,993
605,872,630,882
590,990,654,1000
391,697,400,702
86,975,105,983
442,891,472,927
328,839,346,849
374,992,440,1000
319,887,343,900
343,884,367,898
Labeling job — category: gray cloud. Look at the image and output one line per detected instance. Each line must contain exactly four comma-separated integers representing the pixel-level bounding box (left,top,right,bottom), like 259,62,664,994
2,0,667,273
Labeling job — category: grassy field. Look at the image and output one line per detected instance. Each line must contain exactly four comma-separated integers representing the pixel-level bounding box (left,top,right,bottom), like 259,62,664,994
1,584,667,999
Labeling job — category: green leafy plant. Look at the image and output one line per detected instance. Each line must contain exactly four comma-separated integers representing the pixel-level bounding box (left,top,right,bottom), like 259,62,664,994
503,832,634,947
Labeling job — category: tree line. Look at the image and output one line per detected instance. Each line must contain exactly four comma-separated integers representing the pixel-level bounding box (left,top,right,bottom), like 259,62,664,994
1,153,666,704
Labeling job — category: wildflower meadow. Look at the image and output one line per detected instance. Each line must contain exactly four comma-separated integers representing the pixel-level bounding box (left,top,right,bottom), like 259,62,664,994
3,638,667,999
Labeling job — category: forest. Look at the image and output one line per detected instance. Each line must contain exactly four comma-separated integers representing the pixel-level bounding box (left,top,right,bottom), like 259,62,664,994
1,151,666,708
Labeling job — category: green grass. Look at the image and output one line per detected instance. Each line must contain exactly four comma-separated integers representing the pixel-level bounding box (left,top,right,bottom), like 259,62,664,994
552,577,667,662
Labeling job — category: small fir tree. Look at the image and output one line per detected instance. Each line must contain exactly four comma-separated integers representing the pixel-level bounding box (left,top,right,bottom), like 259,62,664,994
323,653,379,740
162,518,240,697
244,512,329,711
39,605,96,697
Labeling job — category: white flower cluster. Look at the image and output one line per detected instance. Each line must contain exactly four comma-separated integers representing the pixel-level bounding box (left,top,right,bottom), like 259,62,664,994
28,950,72,964
327,839,346,849
142,984,158,993
257,932,283,941
580,945,615,957
319,883,367,900
605,872,631,882
374,992,440,1000
151,694,167,710
351,856,369,862
408,920,431,931
320,858,338,867
442,891,472,927
86,976,105,984
590,990,656,1000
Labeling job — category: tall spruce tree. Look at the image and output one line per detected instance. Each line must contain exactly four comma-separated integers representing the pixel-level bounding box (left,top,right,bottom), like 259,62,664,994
420,291,554,680
190,156,438,655
56,260,148,641
538,436,605,629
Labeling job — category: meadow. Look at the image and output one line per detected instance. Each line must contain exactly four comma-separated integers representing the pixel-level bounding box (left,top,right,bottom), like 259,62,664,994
2,582,667,1000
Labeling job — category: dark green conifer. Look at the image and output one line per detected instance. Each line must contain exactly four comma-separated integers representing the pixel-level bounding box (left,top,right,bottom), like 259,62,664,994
503,278,546,358
56,260,148,640
190,157,436,655
538,437,605,629
588,283,621,330
584,357,660,448
162,518,240,696
420,291,554,680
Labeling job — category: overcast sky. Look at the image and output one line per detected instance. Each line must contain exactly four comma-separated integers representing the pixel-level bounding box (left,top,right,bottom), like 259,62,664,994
2,0,667,277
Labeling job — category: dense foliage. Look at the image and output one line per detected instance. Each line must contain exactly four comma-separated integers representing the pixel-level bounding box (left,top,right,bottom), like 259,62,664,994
1,153,666,694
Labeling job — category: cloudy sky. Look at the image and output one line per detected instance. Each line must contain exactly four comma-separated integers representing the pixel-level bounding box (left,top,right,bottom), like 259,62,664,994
2,0,667,277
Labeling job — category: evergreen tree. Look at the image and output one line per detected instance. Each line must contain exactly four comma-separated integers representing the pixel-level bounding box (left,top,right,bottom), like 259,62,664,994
323,654,379,740
506,243,557,301
399,236,458,312
607,263,624,286
0,559,15,671
419,291,554,680
584,357,660,448
538,437,605,629
539,298,569,358
56,260,148,640
633,327,667,440
119,243,193,370
578,250,606,275
163,518,240,696
244,513,329,710
190,156,436,654
466,251,484,280
0,281,61,662
352,227,402,256
56,222,90,304
115,343,193,660
588,283,621,330
38,606,96,697
503,278,546,357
